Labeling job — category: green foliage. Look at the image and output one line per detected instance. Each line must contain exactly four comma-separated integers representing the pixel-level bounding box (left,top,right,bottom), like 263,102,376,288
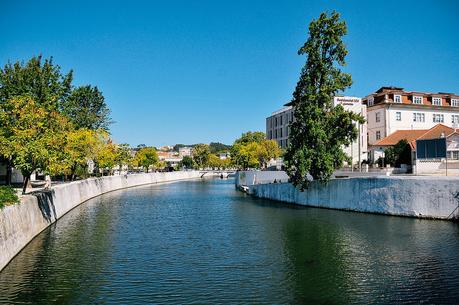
134,147,159,172
209,142,231,154
0,55,73,111
192,144,211,169
234,131,266,145
62,85,112,131
178,155,195,169
231,132,281,169
384,139,411,167
0,186,19,208
284,11,365,190
0,97,72,193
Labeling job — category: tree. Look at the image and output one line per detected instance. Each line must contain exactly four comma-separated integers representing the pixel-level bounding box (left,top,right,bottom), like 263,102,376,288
0,55,73,111
192,144,211,169
231,142,260,170
284,12,365,190
0,55,73,184
178,155,195,169
0,97,72,193
257,140,282,168
209,142,231,154
384,139,411,167
207,154,222,169
95,139,117,176
115,143,132,173
234,131,265,145
62,85,112,131
65,128,100,179
134,147,159,172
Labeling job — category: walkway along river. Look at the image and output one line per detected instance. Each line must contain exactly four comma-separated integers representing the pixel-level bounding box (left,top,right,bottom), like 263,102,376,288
1,178,459,304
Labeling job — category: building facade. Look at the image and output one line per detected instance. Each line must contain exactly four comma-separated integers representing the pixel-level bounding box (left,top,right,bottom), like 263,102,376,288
363,87,459,146
266,106,293,149
266,96,367,165
333,96,367,166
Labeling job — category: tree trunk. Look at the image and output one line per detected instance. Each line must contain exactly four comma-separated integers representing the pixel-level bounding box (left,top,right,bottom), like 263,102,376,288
6,158,12,185
22,175,30,194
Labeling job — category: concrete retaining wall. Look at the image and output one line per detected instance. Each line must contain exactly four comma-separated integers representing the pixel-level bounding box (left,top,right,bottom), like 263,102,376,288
0,171,201,271
247,175,459,220
235,171,289,187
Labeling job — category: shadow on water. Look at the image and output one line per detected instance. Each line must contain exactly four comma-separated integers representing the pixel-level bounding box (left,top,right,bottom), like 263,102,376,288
31,189,57,223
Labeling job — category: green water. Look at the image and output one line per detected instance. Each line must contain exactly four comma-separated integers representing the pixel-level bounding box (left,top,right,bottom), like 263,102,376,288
1,178,458,304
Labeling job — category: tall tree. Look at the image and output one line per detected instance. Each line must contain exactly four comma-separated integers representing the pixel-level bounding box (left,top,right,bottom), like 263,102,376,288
192,144,211,169
0,55,73,110
62,85,112,131
134,147,159,173
234,131,266,145
0,97,72,193
284,12,364,190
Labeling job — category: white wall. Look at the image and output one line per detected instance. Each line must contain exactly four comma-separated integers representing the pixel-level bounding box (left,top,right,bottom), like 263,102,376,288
0,171,201,271
248,176,459,220
235,171,289,187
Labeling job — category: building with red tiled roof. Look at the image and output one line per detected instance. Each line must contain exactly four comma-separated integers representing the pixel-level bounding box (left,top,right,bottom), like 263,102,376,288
363,87,459,146
370,124,459,167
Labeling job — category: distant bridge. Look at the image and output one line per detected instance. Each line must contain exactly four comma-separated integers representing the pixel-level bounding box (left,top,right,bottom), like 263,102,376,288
199,170,236,178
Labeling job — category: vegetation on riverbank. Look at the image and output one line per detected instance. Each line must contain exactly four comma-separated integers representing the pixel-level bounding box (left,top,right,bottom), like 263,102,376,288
284,12,364,190
0,186,19,208
0,56,132,193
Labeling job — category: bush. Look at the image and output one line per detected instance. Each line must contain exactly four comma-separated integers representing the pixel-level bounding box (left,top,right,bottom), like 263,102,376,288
0,186,20,208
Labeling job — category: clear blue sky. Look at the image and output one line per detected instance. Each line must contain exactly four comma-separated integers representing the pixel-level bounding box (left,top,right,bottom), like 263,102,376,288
1,0,458,147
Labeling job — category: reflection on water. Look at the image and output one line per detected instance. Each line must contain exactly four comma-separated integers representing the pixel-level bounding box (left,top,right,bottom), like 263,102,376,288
1,179,459,304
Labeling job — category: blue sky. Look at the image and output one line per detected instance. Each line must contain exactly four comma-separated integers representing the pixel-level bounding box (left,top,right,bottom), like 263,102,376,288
1,0,458,146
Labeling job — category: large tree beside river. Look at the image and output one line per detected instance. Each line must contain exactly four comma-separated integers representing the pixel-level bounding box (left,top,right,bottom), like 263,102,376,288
284,12,364,190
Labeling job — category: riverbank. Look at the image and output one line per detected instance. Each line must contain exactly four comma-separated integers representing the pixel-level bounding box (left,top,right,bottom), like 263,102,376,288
0,171,202,271
236,171,459,221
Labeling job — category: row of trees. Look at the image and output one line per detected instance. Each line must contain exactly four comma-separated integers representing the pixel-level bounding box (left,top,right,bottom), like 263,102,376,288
176,132,282,170
0,56,143,193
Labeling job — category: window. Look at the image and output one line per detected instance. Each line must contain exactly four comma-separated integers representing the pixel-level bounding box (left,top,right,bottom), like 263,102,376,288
376,131,381,140
269,130,272,139
280,115,283,125
449,151,459,160
452,115,459,124
368,97,374,106
280,128,283,137
413,112,425,122
396,112,401,121
275,129,277,138
413,96,423,104
375,112,381,122
275,117,278,127
433,114,444,123
432,97,442,106
452,99,459,107
394,95,402,103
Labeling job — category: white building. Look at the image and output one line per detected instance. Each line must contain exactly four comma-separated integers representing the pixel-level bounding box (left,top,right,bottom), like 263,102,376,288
266,96,367,166
178,147,192,157
333,96,367,166
266,106,293,149
363,86,459,146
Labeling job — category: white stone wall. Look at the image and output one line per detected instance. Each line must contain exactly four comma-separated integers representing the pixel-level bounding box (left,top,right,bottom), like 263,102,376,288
0,171,201,271
235,171,290,187
247,176,459,220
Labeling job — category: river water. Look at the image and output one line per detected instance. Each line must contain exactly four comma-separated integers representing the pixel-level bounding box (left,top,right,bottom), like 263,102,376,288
1,178,459,304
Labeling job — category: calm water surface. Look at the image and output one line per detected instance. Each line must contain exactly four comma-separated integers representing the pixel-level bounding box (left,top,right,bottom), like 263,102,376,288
1,178,459,304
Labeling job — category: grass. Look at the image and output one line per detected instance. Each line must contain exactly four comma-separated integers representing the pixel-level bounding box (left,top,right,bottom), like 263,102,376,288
0,186,20,208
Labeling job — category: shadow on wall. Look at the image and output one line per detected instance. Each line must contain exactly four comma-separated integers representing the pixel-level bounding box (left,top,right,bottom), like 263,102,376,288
32,190,57,223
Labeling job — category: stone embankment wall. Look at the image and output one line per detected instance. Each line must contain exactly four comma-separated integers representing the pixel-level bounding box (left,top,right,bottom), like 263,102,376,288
0,171,201,271
236,171,459,221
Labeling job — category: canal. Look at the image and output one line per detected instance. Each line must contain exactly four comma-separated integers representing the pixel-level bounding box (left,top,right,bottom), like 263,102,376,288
1,178,459,304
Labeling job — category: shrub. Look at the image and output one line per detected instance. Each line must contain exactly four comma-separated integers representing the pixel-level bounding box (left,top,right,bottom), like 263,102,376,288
0,186,20,208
